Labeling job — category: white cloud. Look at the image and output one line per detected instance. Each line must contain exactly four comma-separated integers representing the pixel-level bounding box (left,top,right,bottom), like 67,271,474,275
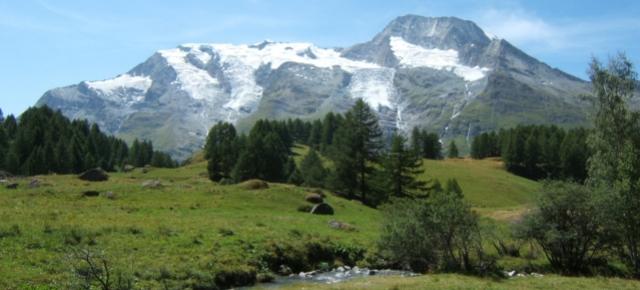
474,7,640,53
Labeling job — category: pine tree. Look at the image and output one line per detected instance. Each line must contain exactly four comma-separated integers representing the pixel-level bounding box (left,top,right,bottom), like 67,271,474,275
307,120,322,148
381,134,425,199
447,140,459,159
422,132,442,159
0,127,7,170
330,99,383,205
5,146,19,174
299,149,327,188
55,141,73,174
3,115,17,139
524,133,540,178
320,112,340,151
205,122,239,181
445,178,463,197
410,127,423,155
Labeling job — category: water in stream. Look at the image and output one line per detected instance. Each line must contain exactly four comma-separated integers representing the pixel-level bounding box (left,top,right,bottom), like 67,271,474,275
250,266,419,288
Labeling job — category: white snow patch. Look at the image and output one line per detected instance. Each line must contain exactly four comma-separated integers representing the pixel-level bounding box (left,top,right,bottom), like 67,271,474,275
159,48,222,100
389,36,490,81
348,68,396,108
207,42,378,73
181,44,212,65
86,74,152,95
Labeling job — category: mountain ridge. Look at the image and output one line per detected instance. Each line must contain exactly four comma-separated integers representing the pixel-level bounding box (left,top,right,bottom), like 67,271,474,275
36,15,591,160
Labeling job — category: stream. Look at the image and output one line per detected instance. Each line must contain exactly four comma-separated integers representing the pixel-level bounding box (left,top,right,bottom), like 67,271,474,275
249,266,419,289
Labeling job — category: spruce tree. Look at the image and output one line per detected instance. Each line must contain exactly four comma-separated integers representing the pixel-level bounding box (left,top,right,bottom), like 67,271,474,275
307,120,322,148
299,149,327,188
381,134,425,199
447,140,459,159
3,115,17,139
320,112,339,151
330,99,382,205
5,146,19,174
0,127,7,170
205,122,239,181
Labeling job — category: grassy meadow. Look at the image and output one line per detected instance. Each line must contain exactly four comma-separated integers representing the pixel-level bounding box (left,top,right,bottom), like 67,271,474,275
0,153,634,289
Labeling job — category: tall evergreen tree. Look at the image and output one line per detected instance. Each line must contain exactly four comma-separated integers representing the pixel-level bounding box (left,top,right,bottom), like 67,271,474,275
299,149,327,188
0,127,7,170
320,112,340,151
3,115,17,139
330,99,382,205
205,122,239,181
381,134,425,199
447,140,459,159
307,120,322,148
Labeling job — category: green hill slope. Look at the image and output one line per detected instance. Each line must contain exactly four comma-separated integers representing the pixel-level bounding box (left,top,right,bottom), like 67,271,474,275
0,157,540,288
420,158,540,209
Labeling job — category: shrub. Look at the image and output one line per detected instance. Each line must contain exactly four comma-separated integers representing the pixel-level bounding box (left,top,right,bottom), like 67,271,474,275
378,190,482,273
517,181,608,275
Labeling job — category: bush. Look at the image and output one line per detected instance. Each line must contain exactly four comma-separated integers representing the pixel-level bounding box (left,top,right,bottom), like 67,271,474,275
517,181,608,275
378,190,482,273
239,179,269,190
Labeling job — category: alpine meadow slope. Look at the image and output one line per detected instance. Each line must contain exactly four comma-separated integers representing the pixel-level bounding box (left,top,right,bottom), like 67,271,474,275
36,15,591,160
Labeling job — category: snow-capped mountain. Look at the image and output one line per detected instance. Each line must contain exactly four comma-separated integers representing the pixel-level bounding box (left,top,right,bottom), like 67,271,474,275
37,15,591,160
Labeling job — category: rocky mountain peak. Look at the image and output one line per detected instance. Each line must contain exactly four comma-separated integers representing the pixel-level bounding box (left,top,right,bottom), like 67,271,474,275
379,15,492,50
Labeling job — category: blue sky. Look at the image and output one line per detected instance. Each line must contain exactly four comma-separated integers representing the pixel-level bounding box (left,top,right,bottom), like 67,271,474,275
1,0,639,116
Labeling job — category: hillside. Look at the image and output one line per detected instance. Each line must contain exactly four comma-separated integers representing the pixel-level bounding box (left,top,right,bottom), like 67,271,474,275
420,158,540,212
0,158,543,288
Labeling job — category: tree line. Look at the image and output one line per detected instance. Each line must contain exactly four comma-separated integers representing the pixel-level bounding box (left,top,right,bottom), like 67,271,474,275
470,125,589,181
205,99,451,207
0,106,177,176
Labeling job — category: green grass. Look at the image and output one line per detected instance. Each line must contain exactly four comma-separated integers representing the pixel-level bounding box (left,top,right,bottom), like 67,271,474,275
420,158,541,213
0,155,631,289
0,161,379,288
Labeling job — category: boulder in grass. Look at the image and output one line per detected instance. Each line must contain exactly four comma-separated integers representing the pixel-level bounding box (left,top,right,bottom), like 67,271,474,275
310,203,334,215
6,183,18,189
79,168,109,182
305,193,324,204
142,180,163,189
239,179,269,190
29,179,41,188
328,220,356,232
102,191,117,200
123,165,135,172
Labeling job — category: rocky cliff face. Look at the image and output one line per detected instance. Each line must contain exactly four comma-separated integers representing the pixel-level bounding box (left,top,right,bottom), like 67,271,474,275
36,15,591,160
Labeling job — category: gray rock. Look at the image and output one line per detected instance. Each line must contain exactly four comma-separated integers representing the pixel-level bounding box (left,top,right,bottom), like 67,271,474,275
123,165,135,172
79,168,109,182
29,179,41,188
305,193,324,204
6,183,18,189
311,203,334,215
278,265,292,276
328,220,356,231
102,191,116,200
142,180,163,189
